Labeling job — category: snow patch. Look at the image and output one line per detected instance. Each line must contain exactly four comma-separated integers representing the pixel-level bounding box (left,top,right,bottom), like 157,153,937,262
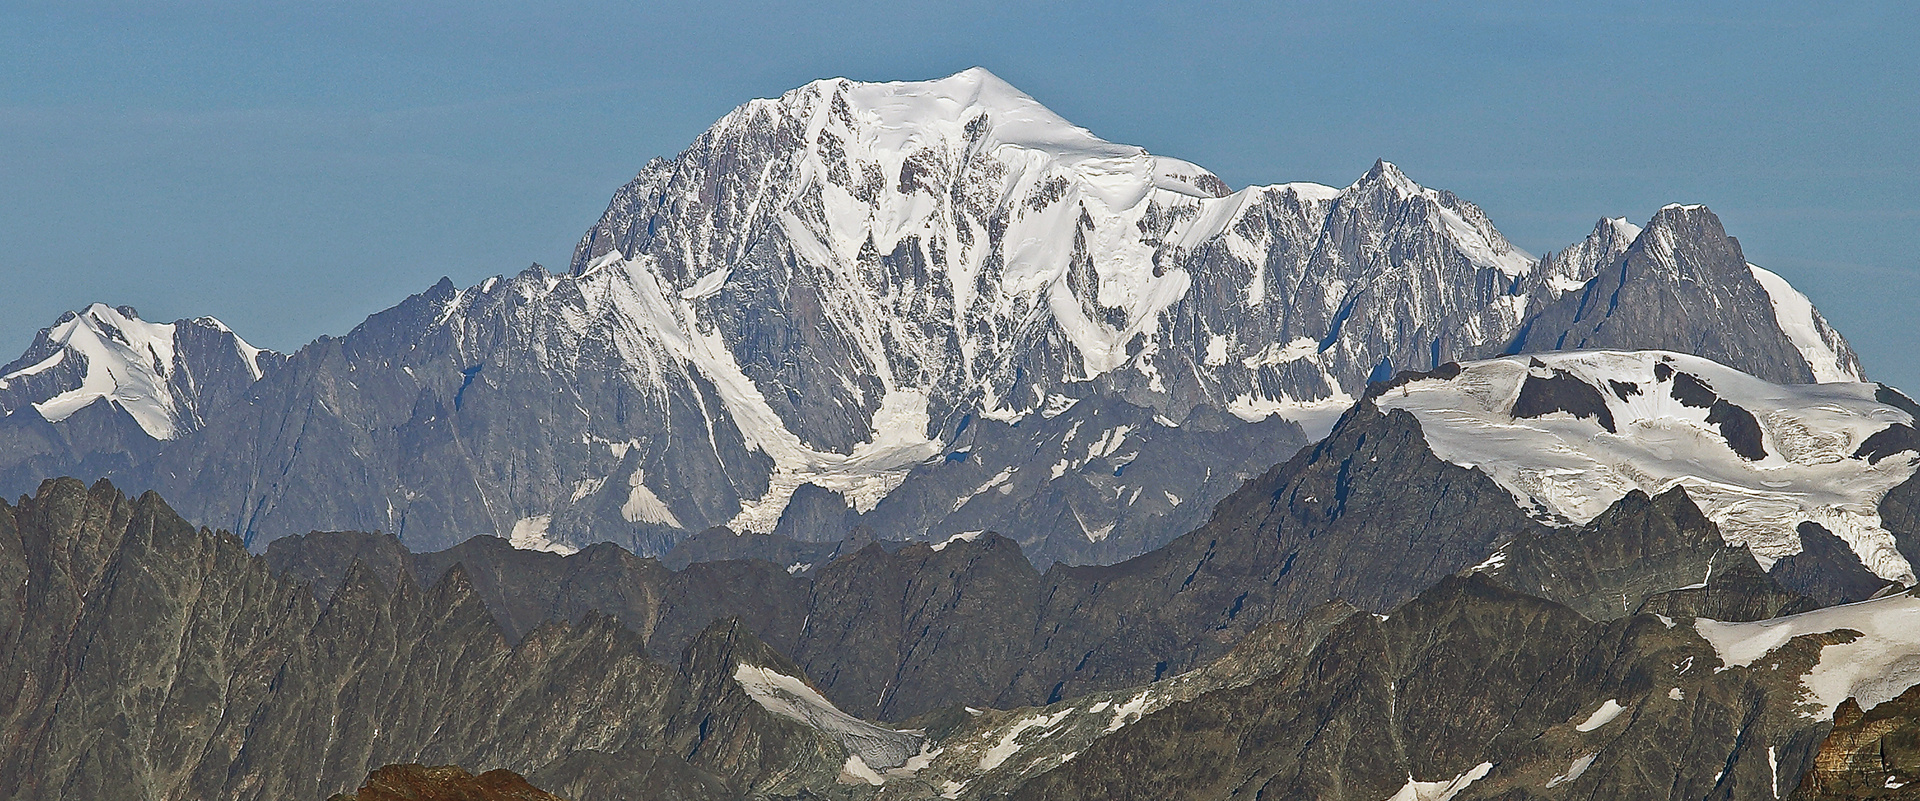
0,350,64,383
1229,392,1354,441
1104,691,1152,732
733,663,925,772
1471,547,1509,573
569,476,607,503
952,468,1016,513
1545,754,1596,788
621,470,683,527
679,266,732,301
1204,334,1229,367
1382,762,1494,801
1574,699,1625,732
509,515,577,555
978,708,1073,771
932,530,984,552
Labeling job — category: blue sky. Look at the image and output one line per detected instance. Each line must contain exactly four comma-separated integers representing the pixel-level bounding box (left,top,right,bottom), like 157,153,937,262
4,1,1917,388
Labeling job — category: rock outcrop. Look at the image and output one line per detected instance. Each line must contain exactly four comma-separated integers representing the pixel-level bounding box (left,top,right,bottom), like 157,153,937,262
327,764,565,801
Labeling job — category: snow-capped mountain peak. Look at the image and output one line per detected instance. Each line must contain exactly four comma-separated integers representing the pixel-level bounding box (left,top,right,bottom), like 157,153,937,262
1336,158,1537,278
13,304,185,438
66,71,1871,566
527,72,1884,561
0,303,278,440
1348,158,1422,197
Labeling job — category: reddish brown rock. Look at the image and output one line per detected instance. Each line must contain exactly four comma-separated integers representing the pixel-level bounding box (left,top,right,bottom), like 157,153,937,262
328,764,564,801
1793,685,1920,800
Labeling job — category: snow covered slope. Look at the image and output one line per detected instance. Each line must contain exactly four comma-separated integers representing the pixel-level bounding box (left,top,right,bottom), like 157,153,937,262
1696,590,1920,719
0,303,278,439
1749,263,1865,383
1376,351,1918,584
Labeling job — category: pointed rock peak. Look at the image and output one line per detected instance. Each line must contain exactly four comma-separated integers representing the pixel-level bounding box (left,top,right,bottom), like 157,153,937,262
1352,158,1421,196
322,557,394,614
682,615,807,681
1647,202,1725,232
1636,203,1737,260
51,302,170,344
1599,216,1644,244
425,560,487,610
81,302,142,323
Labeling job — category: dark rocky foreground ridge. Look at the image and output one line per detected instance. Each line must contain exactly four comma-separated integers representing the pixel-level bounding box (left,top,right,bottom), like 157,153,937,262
5,472,1914,800
1009,572,1842,801
0,478,854,801
7,374,1919,799
266,398,1572,722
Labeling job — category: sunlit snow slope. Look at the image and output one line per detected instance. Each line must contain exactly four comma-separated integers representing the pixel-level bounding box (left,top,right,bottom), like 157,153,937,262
0,303,276,439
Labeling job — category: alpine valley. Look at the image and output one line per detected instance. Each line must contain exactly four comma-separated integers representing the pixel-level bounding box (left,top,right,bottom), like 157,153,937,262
3,70,1918,800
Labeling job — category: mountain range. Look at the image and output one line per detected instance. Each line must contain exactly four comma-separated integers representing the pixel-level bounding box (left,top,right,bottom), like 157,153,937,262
0,69,1865,568
2,69,1916,800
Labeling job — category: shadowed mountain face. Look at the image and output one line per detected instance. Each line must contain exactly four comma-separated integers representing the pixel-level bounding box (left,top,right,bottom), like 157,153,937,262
1517,205,1859,386
1007,574,1846,801
266,398,1555,721
1,467,1907,801
0,478,865,801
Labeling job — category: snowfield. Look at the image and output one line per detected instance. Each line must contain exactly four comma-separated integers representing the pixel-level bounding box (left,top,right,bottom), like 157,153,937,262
1377,350,1919,583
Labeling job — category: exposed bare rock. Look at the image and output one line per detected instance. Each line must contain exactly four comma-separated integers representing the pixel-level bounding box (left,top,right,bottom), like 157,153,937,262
327,764,564,801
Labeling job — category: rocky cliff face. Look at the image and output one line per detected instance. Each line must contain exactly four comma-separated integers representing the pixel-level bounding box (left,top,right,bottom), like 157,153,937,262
1518,204,1861,384
262,396,1550,722
1008,573,1841,801
6,470,1916,801
1791,682,1920,800
0,478,893,801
